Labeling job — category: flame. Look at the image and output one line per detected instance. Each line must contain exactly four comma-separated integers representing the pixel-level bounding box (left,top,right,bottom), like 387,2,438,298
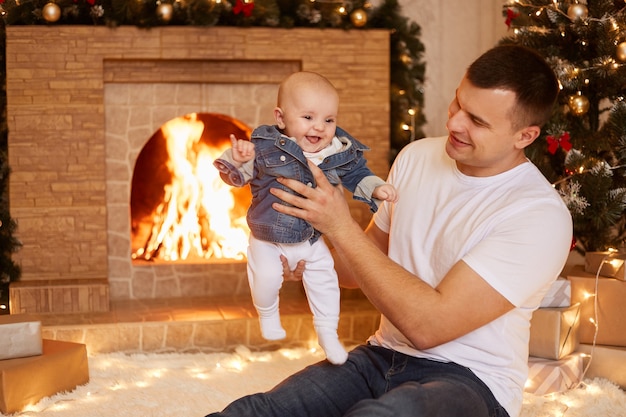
133,113,250,262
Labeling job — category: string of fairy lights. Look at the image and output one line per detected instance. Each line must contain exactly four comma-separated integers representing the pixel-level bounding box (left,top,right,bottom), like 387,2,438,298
508,1,626,116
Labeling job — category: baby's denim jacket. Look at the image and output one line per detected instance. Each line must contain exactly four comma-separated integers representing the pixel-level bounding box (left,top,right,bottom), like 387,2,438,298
214,125,384,244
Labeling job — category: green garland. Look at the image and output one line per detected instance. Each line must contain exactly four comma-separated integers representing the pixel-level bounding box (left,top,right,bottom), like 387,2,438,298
0,0,426,160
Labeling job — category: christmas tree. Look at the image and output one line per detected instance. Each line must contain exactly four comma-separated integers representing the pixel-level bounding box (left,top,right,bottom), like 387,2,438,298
502,0,626,254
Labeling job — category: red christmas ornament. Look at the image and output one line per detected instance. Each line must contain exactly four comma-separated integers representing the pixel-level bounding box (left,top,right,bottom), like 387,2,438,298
233,0,254,17
546,132,572,155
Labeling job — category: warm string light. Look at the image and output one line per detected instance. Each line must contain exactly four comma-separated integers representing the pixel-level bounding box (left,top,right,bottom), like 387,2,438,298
507,1,626,79
573,251,608,388
564,61,626,77
510,1,626,23
401,111,417,141
551,163,626,187
510,49,626,86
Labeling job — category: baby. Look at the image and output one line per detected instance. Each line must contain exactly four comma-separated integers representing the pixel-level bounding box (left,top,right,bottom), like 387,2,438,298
214,71,397,364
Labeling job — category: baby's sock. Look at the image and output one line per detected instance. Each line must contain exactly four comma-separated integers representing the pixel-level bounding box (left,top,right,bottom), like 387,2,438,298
315,323,348,365
255,303,286,340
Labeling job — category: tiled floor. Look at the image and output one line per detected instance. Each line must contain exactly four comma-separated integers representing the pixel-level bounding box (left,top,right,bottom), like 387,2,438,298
27,287,380,355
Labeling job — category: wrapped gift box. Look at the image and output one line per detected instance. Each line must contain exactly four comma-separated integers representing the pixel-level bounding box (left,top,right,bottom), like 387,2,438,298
584,251,625,280
529,303,580,360
0,315,42,360
0,339,89,414
567,267,626,346
525,354,583,395
539,277,571,308
578,344,626,389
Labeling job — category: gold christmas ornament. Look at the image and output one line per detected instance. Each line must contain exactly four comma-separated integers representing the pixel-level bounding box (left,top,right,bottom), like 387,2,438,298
567,4,588,21
568,94,590,116
350,9,367,27
617,41,626,62
42,2,61,23
157,3,174,22
400,53,412,66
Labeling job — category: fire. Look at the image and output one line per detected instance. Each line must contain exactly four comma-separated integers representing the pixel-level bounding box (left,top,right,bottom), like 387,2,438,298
132,113,250,262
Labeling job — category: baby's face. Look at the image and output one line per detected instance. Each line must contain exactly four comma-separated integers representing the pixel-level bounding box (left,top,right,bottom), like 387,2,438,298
276,88,339,153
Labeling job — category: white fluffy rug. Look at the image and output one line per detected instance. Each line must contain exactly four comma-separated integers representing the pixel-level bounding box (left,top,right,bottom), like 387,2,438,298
5,346,626,417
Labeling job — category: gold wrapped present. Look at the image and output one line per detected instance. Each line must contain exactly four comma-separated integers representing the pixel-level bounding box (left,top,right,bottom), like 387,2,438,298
568,268,626,346
529,303,580,360
584,251,625,279
0,339,89,414
578,344,626,389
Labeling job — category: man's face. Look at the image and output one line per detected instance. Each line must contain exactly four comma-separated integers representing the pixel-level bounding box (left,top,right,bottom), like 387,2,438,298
445,76,528,177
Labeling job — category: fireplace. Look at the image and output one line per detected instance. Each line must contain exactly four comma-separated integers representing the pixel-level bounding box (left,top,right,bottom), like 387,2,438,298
130,112,253,263
6,26,390,311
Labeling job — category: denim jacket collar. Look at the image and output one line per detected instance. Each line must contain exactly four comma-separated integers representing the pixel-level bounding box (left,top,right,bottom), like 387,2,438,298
252,125,370,170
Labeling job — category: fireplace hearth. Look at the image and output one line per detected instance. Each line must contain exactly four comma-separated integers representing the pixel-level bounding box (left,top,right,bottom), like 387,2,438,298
6,26,390,312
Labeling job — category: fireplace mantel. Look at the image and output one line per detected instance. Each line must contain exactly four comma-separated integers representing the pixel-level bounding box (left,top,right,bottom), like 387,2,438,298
6,26,390,312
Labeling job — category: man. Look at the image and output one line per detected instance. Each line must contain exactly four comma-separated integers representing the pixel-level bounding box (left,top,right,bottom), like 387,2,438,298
206,44,573,417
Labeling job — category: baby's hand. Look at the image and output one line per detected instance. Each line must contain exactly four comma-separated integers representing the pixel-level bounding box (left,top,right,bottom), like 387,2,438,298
373,183,399,203
230,134,255,163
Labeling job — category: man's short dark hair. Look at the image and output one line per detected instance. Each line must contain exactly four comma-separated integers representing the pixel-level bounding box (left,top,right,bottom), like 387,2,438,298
466,44,558,128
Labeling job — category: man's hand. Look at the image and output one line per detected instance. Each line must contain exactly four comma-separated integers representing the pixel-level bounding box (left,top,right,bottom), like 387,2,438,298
281,255,305,282
270,161,356,239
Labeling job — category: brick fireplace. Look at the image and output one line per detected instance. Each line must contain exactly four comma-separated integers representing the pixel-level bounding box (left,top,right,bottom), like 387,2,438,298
6,26,390,313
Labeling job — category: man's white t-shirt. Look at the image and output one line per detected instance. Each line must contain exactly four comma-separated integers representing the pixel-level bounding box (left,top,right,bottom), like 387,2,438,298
370,137,572,417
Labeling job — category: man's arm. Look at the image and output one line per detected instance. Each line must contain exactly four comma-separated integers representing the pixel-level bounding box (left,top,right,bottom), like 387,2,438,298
331,222,389,289
270,162,513,350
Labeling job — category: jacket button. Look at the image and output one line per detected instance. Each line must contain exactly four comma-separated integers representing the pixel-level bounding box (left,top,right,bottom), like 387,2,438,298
280,155,286,161
279,139,286,145
306,182,313,187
